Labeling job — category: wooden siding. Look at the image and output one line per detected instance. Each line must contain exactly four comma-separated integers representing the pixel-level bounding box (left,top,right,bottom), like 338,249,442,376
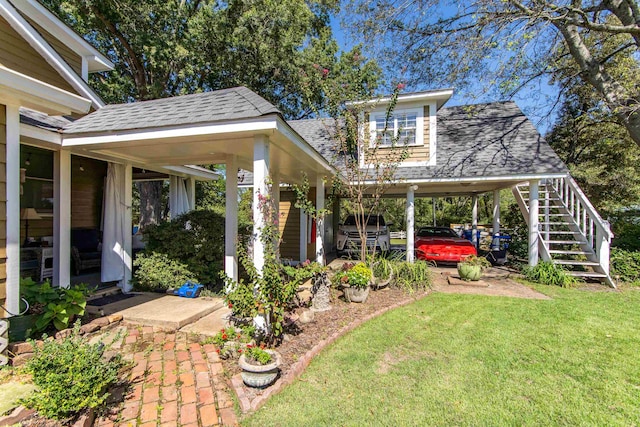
278,191,300,260
0,105,6,306
26,18,83,77
0,16,78,94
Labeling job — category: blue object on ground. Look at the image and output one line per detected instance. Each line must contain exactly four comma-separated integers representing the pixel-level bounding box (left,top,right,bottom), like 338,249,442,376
174,282,203,298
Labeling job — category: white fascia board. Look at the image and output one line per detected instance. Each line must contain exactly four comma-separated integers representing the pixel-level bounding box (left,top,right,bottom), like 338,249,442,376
20,123,63,144
357,173,568,186
275,116,336,175
61,116,281,146
349,89,454,110
0,0,105,109
11,0,114,72
0,65,92,114
165,165,220,181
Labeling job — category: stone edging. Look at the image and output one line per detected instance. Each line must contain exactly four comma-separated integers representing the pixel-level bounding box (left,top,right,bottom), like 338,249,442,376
230,291,431,413
7,314,124,366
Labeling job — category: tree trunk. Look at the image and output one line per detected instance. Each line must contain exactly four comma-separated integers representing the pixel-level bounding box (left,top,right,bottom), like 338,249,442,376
137,181,164,229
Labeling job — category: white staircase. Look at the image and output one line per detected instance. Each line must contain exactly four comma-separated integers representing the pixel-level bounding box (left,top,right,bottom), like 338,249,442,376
513,176,615,287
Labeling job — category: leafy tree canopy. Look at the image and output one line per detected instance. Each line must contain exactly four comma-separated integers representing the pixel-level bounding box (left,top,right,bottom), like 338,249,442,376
346,0,640,146
44,0,380,119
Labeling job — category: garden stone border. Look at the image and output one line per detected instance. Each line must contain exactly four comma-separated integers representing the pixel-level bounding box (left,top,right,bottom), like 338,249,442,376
7,314,124,366
230,291,431,413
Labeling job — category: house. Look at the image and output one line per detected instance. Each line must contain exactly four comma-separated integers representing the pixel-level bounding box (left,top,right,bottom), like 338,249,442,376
0,0,614,321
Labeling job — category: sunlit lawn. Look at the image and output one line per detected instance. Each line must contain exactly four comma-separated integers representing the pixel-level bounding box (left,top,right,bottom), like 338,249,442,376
243,286,640,426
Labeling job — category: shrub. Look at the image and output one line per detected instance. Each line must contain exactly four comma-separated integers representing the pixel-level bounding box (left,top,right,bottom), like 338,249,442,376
610,248,640,285
391,260,431,293
242,344,272,365
132,252,197,291
142,210,227,285
522,261,578,287
20,278,91,334
21,323,124,420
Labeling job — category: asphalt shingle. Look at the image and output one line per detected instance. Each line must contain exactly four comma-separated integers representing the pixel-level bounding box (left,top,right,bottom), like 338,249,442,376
62,87,280,134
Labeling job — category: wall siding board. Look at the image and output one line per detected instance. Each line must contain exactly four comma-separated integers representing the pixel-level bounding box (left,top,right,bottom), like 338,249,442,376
0,17,78,94
26,18,83,76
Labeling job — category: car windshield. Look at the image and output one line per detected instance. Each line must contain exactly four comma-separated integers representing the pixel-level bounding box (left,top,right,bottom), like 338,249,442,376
343,215,386,226
417,227,459,238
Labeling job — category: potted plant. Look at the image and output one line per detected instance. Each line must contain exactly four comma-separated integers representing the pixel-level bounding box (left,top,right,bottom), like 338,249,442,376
336,263,372,303
238,344,281,388
457,255,492,281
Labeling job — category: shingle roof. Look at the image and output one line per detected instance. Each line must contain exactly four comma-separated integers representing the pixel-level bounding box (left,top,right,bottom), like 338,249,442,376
63,87,280,134
20,108,72,131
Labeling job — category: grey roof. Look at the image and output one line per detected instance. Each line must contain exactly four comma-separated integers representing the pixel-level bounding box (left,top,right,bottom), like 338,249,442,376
63,87,280,134
20,108,72,131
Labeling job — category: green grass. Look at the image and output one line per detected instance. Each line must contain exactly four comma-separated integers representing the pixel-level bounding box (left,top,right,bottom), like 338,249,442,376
244,287,640,426
390,238,407,245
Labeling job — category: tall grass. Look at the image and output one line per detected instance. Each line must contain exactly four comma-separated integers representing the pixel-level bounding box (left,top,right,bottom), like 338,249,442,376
522,261,577,287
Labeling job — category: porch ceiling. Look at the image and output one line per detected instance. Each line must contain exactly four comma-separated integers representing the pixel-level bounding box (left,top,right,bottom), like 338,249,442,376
61,116,333,184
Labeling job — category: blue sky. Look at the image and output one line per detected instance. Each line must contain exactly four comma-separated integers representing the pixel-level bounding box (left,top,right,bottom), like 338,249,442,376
329,16,560,134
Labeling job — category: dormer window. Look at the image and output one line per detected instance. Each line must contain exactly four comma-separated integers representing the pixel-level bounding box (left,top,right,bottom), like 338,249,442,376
371,107,422,147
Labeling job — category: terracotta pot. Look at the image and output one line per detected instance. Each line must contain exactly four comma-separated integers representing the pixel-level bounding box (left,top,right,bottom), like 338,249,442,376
457,263,482,281
238,349,281,388
343,285,370,303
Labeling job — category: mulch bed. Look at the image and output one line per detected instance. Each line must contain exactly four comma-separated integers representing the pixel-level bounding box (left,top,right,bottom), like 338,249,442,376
220,286,429,406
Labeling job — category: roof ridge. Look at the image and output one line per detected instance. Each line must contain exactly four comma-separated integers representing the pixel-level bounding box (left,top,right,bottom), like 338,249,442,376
100,88,244,109
234,87,279,116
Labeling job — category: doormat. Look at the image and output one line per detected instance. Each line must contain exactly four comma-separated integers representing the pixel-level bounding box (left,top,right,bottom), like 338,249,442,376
87,293,135,307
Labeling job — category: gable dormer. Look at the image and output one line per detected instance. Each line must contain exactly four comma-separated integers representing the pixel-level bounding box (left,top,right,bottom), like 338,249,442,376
364,88,453,167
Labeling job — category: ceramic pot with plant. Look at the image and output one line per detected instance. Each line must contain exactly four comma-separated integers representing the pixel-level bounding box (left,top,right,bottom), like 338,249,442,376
238,345,281,388
457,255,492,281
337,263,372,303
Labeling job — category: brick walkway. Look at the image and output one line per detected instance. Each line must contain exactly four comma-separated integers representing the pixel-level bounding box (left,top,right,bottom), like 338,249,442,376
95,326,238,427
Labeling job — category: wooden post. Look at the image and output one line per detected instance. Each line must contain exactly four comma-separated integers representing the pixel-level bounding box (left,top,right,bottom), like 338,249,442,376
225,156,238,284
528,180,539,267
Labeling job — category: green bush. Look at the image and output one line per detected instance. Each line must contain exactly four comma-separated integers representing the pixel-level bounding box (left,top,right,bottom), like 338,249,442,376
21,323,124,420
390,260,431,293
20,278,91,334
610,248,640,285
132,252,197,291
522,261,578,287
142,210,227,285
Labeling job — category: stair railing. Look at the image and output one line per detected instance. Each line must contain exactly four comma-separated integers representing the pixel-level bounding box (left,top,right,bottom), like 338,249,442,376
545,176,613,275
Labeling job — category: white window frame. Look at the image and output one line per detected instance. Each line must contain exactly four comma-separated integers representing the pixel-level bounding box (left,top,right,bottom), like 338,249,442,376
369,107,424,148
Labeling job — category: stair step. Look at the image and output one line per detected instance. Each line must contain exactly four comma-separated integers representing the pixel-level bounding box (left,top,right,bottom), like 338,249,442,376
567,271,608,278
540,222,573,225
549,249,592,255
545,231,582,234
555,260,600,266
544,240,587,245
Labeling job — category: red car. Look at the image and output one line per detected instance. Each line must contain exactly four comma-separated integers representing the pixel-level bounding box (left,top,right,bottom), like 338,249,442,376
415,227,477,263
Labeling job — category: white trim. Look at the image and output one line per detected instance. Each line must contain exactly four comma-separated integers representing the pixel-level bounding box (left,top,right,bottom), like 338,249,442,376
11,0,114,72
20,123,63,144
5,105,21,315
350,88,454,110
62,116,280,146
53,149,72,288
389,173,568,185
275,116,335,174
0,66,92,115
0,0,105,109
164,165,219,181
428,100,437,166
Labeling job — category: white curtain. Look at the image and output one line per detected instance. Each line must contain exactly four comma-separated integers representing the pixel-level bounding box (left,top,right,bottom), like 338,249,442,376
101,163,129,288
169,176,191,218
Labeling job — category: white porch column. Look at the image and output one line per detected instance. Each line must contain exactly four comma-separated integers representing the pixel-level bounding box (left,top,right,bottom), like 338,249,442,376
186,177,196,211
53,149,71,289
299,209,307,262
316,176,325,265
5,105,20,315
471,194,478,250
492,190,501,236
272,171,280,228
406,185,417,262
432,197,437,226
528,180,540,267
225,156,238,283
253,135,270,272
122,164,133,292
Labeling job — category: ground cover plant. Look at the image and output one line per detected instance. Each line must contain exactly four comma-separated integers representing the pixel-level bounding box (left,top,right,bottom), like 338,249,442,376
243,287,640,426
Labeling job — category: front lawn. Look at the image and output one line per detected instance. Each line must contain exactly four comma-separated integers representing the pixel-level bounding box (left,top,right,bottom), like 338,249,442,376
244,286,640,426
